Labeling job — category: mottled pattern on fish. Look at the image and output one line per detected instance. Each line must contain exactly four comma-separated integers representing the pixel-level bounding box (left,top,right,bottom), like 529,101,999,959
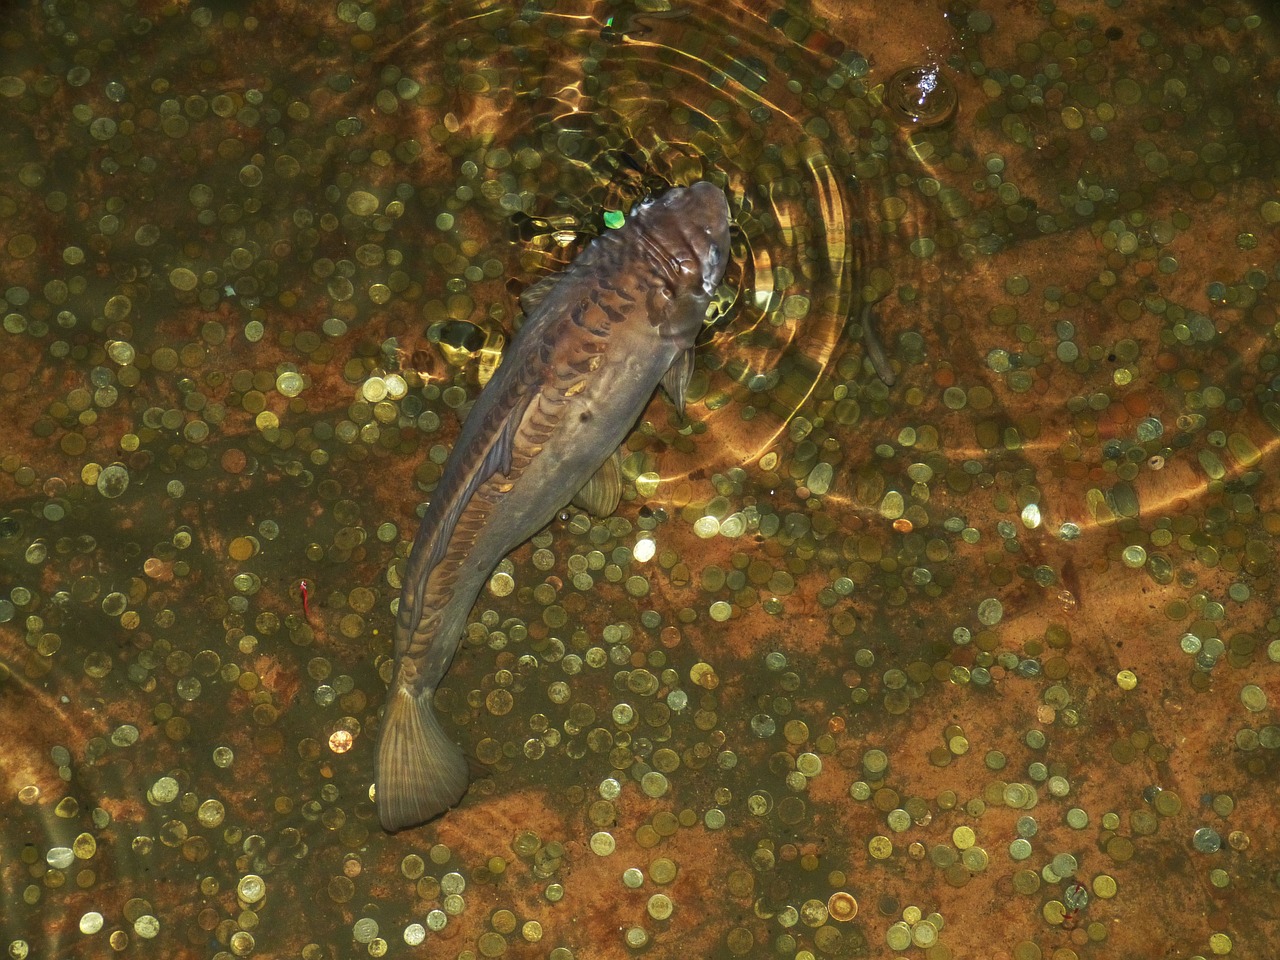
376,182,732,830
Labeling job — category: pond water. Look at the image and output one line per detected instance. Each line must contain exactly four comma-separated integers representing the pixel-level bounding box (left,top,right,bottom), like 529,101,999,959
1,0,1278,958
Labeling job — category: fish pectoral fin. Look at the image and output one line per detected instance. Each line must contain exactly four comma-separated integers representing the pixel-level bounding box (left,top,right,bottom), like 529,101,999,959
661,346,697,418
375,686,470,831
571,448,623,517
519,274,562,314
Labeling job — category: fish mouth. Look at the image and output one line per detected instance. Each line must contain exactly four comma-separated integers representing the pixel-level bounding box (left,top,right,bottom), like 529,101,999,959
684,183,732,294
700,239,727,296
634,181,732,294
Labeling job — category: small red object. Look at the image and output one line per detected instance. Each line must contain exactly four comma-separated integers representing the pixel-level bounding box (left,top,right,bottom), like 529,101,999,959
1062,882,1087,927
299,579,312,620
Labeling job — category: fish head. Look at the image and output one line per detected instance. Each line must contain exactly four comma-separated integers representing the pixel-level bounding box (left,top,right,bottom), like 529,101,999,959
632,182,732,326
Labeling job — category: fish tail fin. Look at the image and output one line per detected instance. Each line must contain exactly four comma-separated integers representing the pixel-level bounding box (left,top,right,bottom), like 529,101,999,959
376,686,469,831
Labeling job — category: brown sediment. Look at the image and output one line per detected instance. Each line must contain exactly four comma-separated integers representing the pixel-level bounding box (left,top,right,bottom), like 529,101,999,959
1,0,1278,957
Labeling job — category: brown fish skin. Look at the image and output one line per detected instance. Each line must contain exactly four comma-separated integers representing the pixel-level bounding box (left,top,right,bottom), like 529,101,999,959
376,182,732,830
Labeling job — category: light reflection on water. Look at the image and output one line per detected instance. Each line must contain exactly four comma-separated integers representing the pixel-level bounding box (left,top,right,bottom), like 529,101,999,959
1,1,1278,957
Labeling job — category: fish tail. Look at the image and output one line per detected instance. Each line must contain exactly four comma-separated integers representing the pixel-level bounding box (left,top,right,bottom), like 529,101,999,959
376,686,469,831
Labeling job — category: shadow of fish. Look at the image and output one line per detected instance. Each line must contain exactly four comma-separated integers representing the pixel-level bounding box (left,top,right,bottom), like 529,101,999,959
376,181,732,830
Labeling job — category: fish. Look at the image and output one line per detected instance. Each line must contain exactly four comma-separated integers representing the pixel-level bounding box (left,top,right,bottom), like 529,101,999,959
860,296,895,387
375,181,732,830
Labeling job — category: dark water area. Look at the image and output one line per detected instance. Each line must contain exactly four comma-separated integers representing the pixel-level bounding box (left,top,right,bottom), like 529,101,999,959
1,0,1278,957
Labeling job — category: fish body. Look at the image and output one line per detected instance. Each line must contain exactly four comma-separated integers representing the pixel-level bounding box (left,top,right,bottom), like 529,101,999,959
376,181,731,830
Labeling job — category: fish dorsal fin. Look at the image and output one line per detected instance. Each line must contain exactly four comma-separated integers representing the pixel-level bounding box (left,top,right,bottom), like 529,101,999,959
425,392,525,569
661,346,697,418
571,448,623,517
405,374,538,621
395,365,541,663
519,274,562,314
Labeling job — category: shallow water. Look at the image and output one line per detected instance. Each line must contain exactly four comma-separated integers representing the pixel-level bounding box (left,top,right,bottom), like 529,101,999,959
1,0,1278,957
